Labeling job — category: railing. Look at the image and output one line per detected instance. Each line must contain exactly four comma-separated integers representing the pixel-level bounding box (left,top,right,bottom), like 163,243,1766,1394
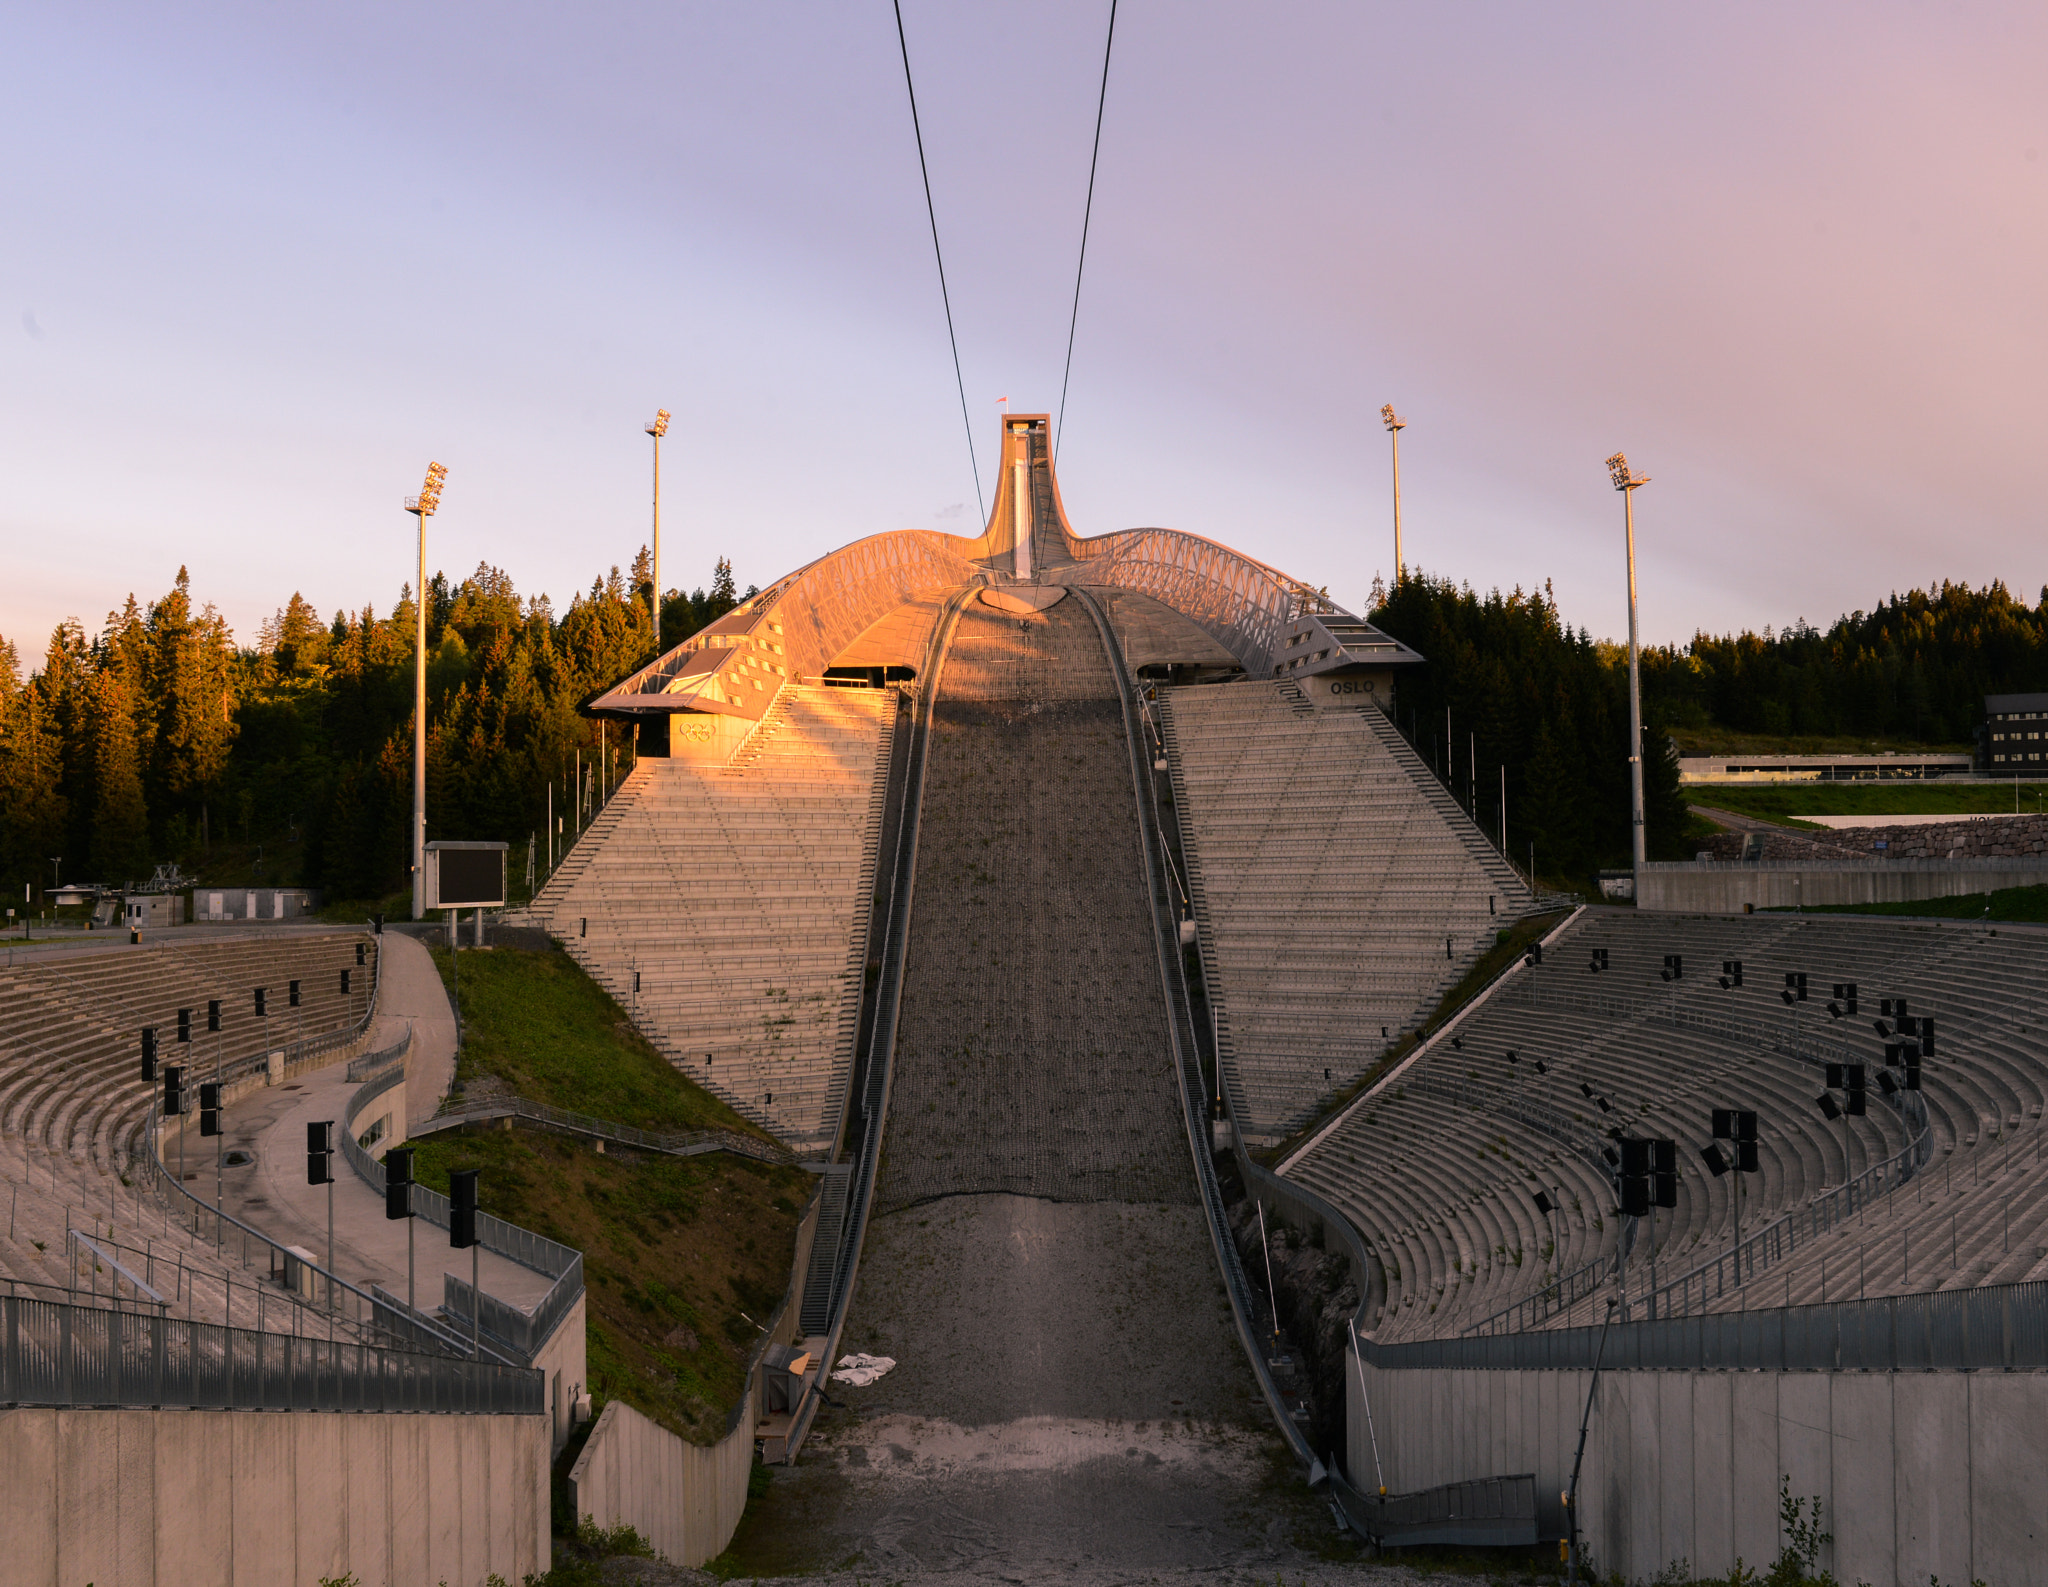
346,1024,412,1083
1501,977,1862,1068
0,1289,542,1413
146,1101,503,1363
1371,1279,2048,1373
340,1066,585,1363
413,1091,793,1167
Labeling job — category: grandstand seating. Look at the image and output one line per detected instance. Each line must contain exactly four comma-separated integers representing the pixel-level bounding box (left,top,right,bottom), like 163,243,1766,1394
534,684,897,1154
0,933,375,1170
1160,681,1536,1141
1283,910,2048,1342
0,931,378,1330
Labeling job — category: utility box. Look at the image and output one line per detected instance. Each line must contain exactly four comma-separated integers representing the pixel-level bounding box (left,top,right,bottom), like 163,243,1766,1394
424,841,508,910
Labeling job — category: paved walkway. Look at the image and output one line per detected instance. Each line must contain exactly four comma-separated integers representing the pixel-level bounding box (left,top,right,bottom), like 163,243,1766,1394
200,931,552,1321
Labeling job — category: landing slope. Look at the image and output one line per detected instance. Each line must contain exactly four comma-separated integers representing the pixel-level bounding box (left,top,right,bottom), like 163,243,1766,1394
739,599,1327,1577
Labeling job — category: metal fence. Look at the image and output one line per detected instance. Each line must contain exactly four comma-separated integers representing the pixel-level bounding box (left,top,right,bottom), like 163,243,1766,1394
0,1290,541,1413
1372,1279,2048,1374
413,1091,792,1167
340,1065,585,1363
346,1024,412,1082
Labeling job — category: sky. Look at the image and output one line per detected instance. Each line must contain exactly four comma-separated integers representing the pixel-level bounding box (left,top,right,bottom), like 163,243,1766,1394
5,1,2046,661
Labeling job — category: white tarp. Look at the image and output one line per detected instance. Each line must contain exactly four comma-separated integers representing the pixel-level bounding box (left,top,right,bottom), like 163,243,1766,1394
831,1353,897,1386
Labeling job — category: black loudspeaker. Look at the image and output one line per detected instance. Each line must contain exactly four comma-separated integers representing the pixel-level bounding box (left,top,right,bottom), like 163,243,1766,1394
289,980,301,1009
356,942,367,966
1734,1110,1758,1141
177,1008,192,1043
1701,1143,1729,1176
1620,1138,1652,1176
307,1121,334,1186
254,987,267,1017
1526,942,1544,967
1534,1059,1549,1075
384,1147,414,1221
449,1169,479,1250
141,1028,159,1083
1596,1096,1612,1114
1920,1018,1936,1057
1826,1063,1845,1088
1721,959,1743,986
163,1065,185,1116
1877,1070,1899,1096
1834,982,1858,1014
1620,1178,1651,1218
1847,1090,1866,1117
1651,1139,1676,1174
580,918,588,938
1904,1059,1922,1091
1582,1083,1597,1100
1653,1171,1678,1209
372,915,384,935
200,1081,222,1137
1898,1014,1919,1038
1846,1064,1866,1091
1533,1190,1554,1215
1816,1092,1841,1121
341,969,353,996
207,999,221,1033
1736,1140,1760,1172
1712,1108,1734,1139
1602,1146,1620,1168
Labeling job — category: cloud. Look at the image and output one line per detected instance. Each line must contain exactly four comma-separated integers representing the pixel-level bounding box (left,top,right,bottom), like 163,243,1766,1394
933,502,964,520
21,310,44,341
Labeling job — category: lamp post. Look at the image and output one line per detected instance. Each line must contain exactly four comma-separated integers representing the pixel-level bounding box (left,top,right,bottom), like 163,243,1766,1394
1380,404,1406,585
645,409,671,649
1605,453,1649,876
406,462,448,921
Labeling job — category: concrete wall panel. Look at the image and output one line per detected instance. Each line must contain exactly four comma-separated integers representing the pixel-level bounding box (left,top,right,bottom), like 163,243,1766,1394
114,1410,158,1587
1777,1371,1833,1571
1656,1373,1695,1577
1828,1374,1895,1587
1895,1370,1972,1585
231,1408,296,1584
0,1411,59,1587
1969,1374,2048,1587
425,1413,464,1586
57,1406,127,1587
153,1407,234,1587
1691,1371,1734,1577
1730,1371,1780,1569
340,1412,391,1587
292,1413,349,1587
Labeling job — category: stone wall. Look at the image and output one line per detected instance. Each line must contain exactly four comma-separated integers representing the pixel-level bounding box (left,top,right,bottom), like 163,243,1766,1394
1699,813,2048,864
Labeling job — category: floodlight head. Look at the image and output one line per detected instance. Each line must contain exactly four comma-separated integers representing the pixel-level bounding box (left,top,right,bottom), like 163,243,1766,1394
1534,1059,1548,1074
1827,1002,1842,1019
1381,404,1405,433
407,460,449,517
1605,452,1647,491
1701,1143,1729,1177
1872,1019,1891,1038
647,408,671,438
1533,1191,1554,1215
1780,989,1795,1006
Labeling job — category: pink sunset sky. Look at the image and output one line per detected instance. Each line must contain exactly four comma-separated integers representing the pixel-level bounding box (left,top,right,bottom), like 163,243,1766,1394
4,1,2043,656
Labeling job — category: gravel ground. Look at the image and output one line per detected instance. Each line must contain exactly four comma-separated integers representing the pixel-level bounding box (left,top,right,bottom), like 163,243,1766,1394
706,602,1375,1578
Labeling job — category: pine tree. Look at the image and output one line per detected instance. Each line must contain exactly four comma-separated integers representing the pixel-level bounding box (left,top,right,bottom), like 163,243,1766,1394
86,668,151,881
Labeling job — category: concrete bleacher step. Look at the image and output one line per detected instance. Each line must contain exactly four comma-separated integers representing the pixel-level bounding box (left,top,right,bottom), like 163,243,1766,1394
538,686,896,1153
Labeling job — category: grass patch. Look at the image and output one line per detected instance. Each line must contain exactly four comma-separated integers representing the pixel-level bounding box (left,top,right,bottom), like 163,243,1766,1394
406,937,812,1445
430,940,774,1139
408,1127,809,1444
1689,782,2048,825
1766,882,2048,922
1259,909,1569,1166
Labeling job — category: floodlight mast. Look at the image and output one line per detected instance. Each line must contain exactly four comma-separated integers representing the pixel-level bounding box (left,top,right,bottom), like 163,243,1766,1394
1381,405,1407,586
1606,453,1650,875
405,462,448,921
645,409,670,647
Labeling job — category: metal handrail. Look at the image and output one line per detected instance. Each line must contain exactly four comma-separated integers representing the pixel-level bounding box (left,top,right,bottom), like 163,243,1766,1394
0,1290,542,1413
145,1100,513,1363
414,1091,792,1166
338,1066,585,1363
1369,1278,2048,1374
346,1024,412,1082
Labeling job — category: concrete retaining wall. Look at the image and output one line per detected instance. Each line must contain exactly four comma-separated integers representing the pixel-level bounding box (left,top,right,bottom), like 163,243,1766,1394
0,1403,550,1587
1638,860,2048,914
568,1393,754,1567
1349,1354,2048,1585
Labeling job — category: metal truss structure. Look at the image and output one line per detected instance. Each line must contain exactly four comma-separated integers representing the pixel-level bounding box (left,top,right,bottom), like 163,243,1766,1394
591,411,1421,728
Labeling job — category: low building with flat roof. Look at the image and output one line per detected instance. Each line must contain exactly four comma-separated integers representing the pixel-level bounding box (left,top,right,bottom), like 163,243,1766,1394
1678,752,1973,784
1983,691,2048,770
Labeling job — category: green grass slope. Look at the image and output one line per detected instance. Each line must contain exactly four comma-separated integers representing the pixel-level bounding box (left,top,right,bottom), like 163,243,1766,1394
410,938,811,1445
